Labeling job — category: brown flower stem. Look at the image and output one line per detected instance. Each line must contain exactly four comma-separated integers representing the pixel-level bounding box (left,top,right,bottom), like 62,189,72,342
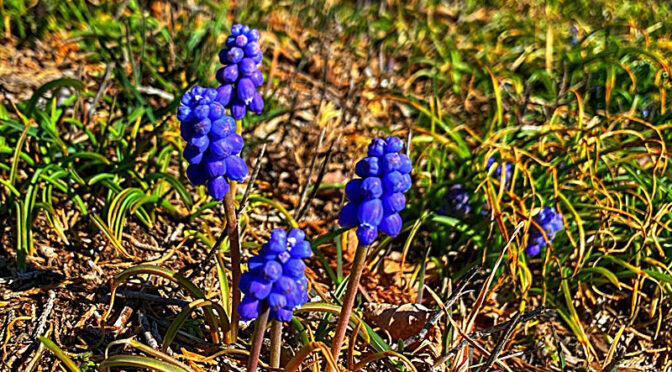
223,189,242,343
329,243,368,370
270,320,283,368
247,303,270,372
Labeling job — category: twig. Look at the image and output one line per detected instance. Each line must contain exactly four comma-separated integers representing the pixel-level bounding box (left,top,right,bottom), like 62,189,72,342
236,143,267,219
184,218,227,280
294,129,326,220
479,311,522,372
295,136,337,222
0,270,42,285
138,308,163,352
32,291,55,340
137,85,174,101
114,290,190,306
444,307,555,358
403,266,480,348
185,143,266,281
87,62,114,124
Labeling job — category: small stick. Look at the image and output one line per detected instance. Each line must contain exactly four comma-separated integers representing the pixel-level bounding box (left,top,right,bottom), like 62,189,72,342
184,229,226,280
186,143,266,280
329,244,369,370
294,129,326,220
114,290,190,306
403,266,479,348
247,304,270,372
270,320,283,368
479,311,522,372
295,137,337,222
138,308,163,352
87,62,114,124
32,291,55,340
237,143,267,218
444,307,555,358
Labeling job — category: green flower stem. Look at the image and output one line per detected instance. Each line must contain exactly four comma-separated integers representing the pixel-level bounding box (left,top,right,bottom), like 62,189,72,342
247,303,270,372
270,320,283,368
329,243,368,369
223,189,242,343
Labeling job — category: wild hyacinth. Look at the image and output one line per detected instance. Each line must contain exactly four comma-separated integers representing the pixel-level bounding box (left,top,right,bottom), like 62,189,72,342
177,86,249,200
438,184,470,218
238,228,312,322
569,24,579,45
216,24,264,120
338,136,412,246
526,207,563,256
330,136,413,367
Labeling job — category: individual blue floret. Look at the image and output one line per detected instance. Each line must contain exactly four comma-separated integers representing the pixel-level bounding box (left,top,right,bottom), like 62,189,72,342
216,24,264,120
339,136,412,246
178,85,249,200
238,228,312,321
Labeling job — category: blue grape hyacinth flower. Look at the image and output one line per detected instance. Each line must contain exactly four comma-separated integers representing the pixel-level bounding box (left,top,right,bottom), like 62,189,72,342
178,85,249,200
487,157,512,188
238,228,312,322
438,184,470,218
526,207,563,256
569,24,579,45
338,136,412,246
216,24,264,120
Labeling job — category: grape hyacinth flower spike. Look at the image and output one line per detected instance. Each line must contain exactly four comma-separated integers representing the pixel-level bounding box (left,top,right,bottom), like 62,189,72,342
178,85,249,199
438,184,471,218
526,207,563,256
216,23,264,120
338,136,412,246
487,156,512,188
238,228,311,322
239,228,312,371
330,136,412,369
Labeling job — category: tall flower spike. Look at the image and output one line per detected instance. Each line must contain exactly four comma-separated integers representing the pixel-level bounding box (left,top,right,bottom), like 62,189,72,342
526,207,563,256
178,85,249,200
339,136,412,246
217,24,264,120
238,228,312,321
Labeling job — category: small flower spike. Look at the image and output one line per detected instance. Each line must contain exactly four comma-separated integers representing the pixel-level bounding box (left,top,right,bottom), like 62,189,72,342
487,157,512,189
216,24,264,120
526,207,563,256
178,85,249,199
339,136,412,246
238,228,312,321
438,184,471,218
